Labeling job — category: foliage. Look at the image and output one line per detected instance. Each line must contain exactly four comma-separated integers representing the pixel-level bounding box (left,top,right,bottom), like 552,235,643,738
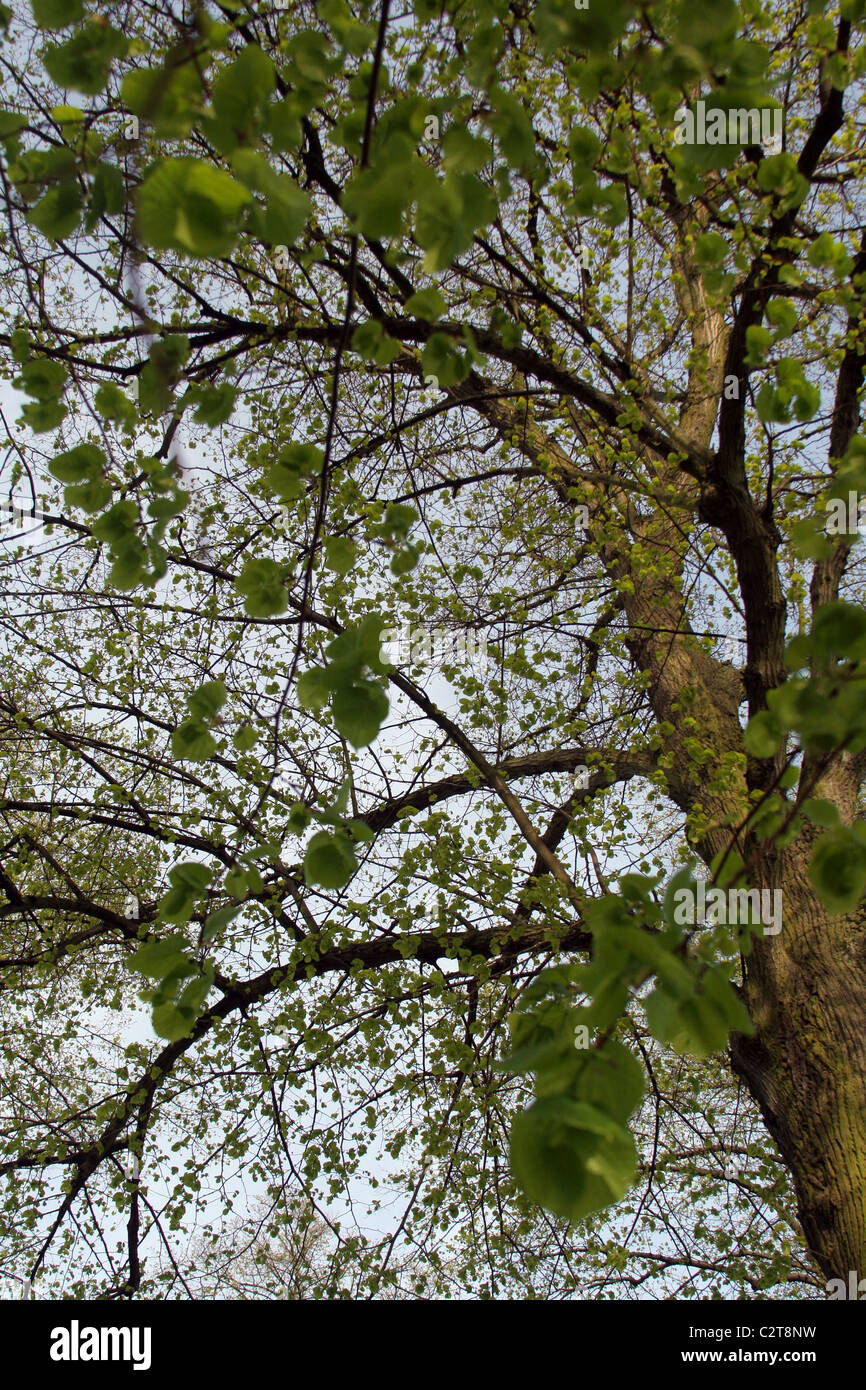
0,0,864,1296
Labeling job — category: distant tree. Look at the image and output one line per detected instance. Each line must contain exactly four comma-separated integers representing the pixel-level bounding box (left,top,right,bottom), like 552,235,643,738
186,1201,332,1299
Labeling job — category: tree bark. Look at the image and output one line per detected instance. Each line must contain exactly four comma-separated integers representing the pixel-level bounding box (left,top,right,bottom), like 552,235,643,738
730,835,866,1281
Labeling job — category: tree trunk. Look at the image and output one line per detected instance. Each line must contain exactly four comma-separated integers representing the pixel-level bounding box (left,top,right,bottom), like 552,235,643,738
730,842,866,1282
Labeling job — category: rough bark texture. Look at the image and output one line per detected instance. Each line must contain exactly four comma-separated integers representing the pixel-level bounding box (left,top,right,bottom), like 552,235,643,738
731,862,866,1280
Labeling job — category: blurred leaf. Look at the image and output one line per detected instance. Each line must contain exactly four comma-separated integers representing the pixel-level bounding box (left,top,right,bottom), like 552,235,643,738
43,24,128,95
510,1097,638,1222
332,682,389,748
304,829,358,888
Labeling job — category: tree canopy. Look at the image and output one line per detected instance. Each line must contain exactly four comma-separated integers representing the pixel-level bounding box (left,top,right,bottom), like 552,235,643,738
1,0,866,1299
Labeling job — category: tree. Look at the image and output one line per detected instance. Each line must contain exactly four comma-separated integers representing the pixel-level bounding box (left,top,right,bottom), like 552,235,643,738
0,0,865,1298
185,1199,333,1298
185,1196,449,1297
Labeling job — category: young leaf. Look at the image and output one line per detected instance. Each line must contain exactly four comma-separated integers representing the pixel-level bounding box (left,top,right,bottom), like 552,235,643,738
331,683,389,748
303,829,358,888
509,1097,638,1222
323,536,358,575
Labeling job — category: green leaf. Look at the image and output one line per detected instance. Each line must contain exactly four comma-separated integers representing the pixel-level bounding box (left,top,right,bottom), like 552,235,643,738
187,679,227,720
48,443,104,483
176,972,212,1016
809,826,866,914
64,478,112,513
27,181,82,240
286,803,312,834
693,233,729,269
203,905,240,943
95,382,137,428
342,158,418,240
596,183,628,228
756,383,789,425
14,358,68,401
169,861,212,894
331,682,389,748
297,667,332,711
319,0,376,55
155,885,193,924
391,542,421,575
377,502,418,541
349,818,375,843
509,1097,638,1222
265,442,323,500
171,719,217,762
0,107,26,139
404,286,447,320
129,935,188,978
571,1041,645,1125
415,172,497,274
810,600,866,662
765,298,798,338
151,1000,198,1041
136,158,251,258
801,798,841,829
790,516,833,561
325,616,388,683
30,0,83,28
422,332,468,388
121,61,203,139
18,398,67,432
744,324,772,368
352,319,402,365
223,867,249,898
232,724,259,752
91,498,137,545
755,152,809,212
568,124,601,169
807,231,854,275
43,24,128,95
208,44,276,152
743,709,784,758
190,381,238,427
87,161,123,231
645,959,754,1056
266,97,303,154
234,557,289,618
244,864,265,894
106,548,145,591
138,362,171,418
700,967,755,1037
645,985,728,1058
486,87,538,175
323,536,358,575
303,829,358,888
10,330,31,365
441,126,493,174
243,168,310,247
